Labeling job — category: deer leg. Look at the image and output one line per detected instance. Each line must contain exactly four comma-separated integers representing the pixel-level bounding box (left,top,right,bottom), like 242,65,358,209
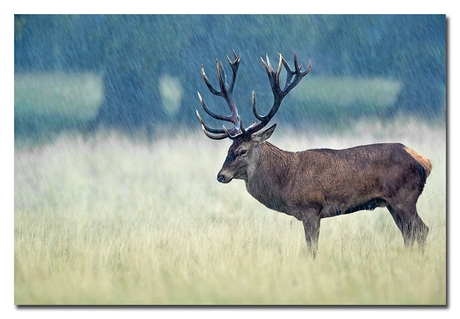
386,203,429,250
301,211,321,258
409,212,429,250
413,215,429,251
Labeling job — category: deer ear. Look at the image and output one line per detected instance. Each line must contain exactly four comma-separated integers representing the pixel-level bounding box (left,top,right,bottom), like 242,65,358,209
252,123,277,143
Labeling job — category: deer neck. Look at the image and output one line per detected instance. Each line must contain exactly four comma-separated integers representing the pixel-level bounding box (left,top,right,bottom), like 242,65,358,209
245,142,294,211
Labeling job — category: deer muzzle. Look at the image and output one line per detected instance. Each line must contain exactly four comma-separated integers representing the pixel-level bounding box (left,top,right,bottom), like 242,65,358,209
217,170,233,183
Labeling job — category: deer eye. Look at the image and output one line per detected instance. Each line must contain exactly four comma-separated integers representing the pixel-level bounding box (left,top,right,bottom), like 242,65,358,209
240,150,248,156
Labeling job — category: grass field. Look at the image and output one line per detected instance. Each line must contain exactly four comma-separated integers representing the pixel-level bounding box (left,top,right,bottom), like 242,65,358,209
14,117,445,305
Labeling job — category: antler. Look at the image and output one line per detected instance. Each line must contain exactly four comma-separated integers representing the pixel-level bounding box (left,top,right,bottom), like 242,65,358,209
196,49,246,140
197,51,311,139
250,53,311,133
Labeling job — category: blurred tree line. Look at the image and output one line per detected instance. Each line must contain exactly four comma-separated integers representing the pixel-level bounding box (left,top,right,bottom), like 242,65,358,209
14,15,446,134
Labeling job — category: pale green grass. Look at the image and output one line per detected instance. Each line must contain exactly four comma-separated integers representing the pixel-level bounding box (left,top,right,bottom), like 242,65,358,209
14,118,446,305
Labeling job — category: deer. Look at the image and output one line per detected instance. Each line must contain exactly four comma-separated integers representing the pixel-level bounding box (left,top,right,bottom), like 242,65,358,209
196,50,432,257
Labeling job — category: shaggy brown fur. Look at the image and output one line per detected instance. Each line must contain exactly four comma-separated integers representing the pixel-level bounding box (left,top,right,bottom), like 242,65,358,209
217,126,431,257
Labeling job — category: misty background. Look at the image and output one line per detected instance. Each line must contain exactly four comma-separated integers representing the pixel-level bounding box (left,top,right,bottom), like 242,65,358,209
14,15,446,144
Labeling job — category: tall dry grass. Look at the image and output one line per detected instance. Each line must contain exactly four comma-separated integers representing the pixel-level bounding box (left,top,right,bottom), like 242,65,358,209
14,117,446,305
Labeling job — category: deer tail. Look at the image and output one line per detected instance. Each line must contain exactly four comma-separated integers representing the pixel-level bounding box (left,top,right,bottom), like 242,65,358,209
404,146,432,178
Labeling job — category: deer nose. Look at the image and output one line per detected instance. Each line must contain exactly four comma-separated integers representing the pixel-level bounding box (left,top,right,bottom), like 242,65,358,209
217,175,225,183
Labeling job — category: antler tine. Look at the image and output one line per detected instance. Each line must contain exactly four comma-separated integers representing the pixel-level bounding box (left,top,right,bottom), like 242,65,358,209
217,59,232,98
232,48,238,60
238,116,246,135
252,91,264,121
275,53,283,90
201,65,221,96
219,116,245,139
196,110,228,140
304,58,312,75
226,50,241,93
197,50,244,140
196,109,225,134
197,92,232,123
260,55,271,78
222,124,233,140
266,54,273,73
294,53,299,72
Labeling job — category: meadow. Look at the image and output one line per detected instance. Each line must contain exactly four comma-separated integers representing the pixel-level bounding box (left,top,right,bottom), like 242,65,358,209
14,117,446,305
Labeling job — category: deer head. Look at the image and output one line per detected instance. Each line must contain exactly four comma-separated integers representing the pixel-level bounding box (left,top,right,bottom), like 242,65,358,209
196,50,311,183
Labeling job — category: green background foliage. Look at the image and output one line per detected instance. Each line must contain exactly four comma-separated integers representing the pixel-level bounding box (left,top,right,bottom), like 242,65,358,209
14,15,446,137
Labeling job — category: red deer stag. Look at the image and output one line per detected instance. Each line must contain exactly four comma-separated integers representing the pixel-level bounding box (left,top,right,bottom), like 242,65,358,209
196,50,432,257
